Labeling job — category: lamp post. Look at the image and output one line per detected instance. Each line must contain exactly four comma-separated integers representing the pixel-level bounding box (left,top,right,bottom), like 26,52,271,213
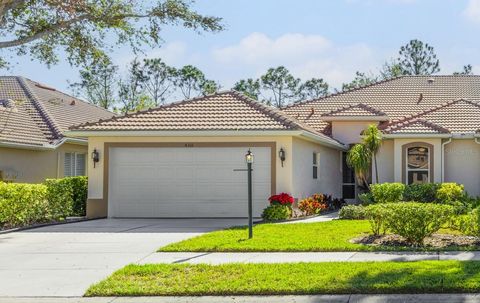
245,149,254,239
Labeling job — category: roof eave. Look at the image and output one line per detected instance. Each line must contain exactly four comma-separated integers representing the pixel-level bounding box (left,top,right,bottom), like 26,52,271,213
65,129,306,137
0,137,87,150
299,131,348,150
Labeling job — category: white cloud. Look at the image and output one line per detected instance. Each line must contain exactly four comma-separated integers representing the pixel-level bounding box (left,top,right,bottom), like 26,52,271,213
212,32,381,88
463,0,480,23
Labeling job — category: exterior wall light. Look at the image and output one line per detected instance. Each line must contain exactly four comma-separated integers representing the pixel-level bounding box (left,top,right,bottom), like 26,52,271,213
279,148,286,167
245,149,254,239
91,148,100,168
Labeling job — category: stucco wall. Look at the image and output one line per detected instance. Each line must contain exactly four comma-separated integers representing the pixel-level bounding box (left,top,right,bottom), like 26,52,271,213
331,121,378,144
444,139,480,197
373,139,395,183
393,138,442,183
291,137,342,199
0,143,88,183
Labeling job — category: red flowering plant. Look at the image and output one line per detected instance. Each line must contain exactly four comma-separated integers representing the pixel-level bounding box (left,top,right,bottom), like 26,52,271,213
268,192,295,207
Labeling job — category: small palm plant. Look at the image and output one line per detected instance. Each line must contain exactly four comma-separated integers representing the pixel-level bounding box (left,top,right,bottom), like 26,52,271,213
347,124,383,190
363,124,383,183
347,143,372,190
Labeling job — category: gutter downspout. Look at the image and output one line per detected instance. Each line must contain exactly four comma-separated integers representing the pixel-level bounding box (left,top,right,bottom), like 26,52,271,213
441,138,452,182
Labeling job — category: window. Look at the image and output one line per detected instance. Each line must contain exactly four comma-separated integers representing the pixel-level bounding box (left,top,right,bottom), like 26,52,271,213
313,152,319,179
342,152,356,199
406,146,429,184
64,152,86,177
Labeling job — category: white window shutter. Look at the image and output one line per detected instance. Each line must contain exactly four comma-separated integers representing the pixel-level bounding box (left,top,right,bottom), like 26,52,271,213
64,153,73,177
75,153,86,176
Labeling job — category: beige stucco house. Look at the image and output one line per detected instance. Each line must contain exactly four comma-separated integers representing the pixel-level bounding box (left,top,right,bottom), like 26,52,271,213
0,76,114,183
68,75,480,218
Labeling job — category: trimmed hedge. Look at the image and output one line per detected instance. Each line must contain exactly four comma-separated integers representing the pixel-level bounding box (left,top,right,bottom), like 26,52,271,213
0,176,88,229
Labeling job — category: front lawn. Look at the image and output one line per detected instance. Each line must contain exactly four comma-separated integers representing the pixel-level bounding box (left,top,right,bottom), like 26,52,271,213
159,220,471,252
86,261,480,296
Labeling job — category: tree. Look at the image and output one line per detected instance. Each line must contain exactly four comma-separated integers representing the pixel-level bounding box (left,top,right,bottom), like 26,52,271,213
379,60,404,80
0,0,223,68
363,124,383,184
233,78,261,100
260,66,301,108
341,71,378,91
142,58,176,106
298,78,329,100
69,58,118,109
453,64,473,75
118,59,149,113
397,39,440,75
173,65,217,99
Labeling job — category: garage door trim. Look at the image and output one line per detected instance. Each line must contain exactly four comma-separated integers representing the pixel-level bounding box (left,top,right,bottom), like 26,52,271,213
101,142,277,215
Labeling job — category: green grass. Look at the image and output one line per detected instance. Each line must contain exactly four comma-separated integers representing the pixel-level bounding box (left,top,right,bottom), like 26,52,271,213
86,261,480,296
159,220,472,252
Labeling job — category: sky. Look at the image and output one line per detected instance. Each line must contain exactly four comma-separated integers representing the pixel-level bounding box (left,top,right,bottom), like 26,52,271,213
3,0,480,94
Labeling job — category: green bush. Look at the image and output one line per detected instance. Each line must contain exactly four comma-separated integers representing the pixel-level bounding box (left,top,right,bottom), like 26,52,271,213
364,204,390,235
455,209,480,237
436,183,464,204
339,205,366,220
383,202,454,245
261,205,292,221
44,176,88,217
404,183,438,203
44,179,74,220
370,183,405,203
358,192,374,205
0,182,49,229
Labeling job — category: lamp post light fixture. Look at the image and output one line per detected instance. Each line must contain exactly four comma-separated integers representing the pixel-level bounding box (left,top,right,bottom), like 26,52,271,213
279,148,286,167
91,148,100,168
245,149,254,239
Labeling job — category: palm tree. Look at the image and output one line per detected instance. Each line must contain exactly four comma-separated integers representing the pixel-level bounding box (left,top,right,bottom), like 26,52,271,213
347,143,372,190
363,124,383,183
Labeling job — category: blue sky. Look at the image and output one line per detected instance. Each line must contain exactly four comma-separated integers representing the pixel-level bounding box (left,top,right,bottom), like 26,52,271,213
3,0,480,93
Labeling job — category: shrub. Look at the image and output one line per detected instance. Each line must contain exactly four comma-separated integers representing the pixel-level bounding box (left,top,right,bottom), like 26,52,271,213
364,204,390,235
261,205,292,221
370,183,405,203
0,182,49,229
298,197,327,216
268,193,294,206
45,176,88,217
404,183,439,203
436,183,464,204
44,179,74,220
339,205,366,220
358,192,374,205
383,202,454,245
456,209,480,237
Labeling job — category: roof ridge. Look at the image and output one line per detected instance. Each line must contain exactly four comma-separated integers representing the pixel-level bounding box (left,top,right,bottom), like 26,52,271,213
321,102,387,117
17,76,63,140
283,76,405,110
382,118,450,134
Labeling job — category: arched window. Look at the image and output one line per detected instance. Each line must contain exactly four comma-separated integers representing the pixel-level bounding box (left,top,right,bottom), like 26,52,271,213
402,142,434,184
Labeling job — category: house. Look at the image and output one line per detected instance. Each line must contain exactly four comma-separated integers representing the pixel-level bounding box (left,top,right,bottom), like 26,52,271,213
68,75,480,218
0,76,114,183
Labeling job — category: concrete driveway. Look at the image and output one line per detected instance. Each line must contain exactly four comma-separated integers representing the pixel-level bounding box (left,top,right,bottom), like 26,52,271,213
0,218,243,297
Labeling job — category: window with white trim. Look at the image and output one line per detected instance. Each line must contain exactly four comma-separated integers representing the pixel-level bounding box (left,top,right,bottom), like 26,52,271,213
313,152,320,179
64,152,86,177
406,146,429,184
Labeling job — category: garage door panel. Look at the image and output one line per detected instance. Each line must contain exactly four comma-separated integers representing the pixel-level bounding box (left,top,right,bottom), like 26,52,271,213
109,146,271,218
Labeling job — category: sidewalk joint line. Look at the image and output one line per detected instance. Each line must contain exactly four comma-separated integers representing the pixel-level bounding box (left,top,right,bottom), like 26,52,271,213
172,252,212,264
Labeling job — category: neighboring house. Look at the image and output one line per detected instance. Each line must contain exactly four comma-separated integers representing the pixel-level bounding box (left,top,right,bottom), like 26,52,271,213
0,76,114,183
68,75,480,218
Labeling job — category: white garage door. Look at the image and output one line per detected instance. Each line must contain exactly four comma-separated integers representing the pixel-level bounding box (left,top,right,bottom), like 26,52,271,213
108,146,271,218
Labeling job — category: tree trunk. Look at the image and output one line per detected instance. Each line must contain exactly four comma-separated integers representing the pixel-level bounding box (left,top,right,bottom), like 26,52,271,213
374,153,379,184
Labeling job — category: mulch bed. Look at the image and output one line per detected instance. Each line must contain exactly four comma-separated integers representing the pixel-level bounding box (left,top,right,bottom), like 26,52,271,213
351,233,480,248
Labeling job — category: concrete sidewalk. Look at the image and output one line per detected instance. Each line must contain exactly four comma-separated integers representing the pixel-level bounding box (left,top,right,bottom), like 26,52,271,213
2,294,480,303
140,251,480,264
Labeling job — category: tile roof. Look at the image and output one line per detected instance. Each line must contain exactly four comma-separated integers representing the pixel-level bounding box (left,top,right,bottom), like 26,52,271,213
0,76,114,148
71,91,342,145
381,119,450,135
321,103,388,118
283,75,480,134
